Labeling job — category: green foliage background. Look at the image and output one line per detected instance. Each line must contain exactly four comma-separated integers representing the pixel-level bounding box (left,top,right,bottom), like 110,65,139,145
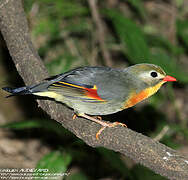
0,0,188,179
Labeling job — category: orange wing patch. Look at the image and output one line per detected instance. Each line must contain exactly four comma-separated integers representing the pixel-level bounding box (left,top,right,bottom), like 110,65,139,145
84,85,104,101
123,81,165,109
50,81,105,101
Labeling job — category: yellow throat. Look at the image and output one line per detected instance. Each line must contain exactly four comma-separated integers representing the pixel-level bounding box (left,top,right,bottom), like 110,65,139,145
124,81,166,109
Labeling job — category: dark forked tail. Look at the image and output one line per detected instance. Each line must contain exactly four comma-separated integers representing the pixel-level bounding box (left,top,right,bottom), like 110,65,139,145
2,86,32,98
2,81,49,98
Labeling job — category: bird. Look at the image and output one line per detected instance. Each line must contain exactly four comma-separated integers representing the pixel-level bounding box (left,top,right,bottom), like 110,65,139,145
2,63,176,139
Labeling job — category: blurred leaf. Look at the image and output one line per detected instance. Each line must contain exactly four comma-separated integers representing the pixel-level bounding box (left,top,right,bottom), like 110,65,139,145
66,172,88,180
64,19,91,33
35,151,72,180
131,165,167,180
104,9,188,83
24,0,35,12
67,148,88,163
103,9,151,62
161,136,182,149
32,18,60,37
97,148,133,179
37,0,55,3
46,53,76,75
39,0,88,18
177,19,188,48
0,119,71,137
127,0,146,19
0,120,42,129
151,50,188,83
175,0,184,7
55,0,89,18
146,34,184,56
169,123,188,141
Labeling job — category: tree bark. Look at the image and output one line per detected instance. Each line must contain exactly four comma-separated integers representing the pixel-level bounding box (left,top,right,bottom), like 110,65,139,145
0,0,188,179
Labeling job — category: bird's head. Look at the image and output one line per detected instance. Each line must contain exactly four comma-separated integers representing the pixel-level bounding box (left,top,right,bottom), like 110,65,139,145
125,63,176,87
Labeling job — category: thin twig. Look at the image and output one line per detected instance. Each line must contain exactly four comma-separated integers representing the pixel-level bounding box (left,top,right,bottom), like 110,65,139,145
88,0,113,67
90,46,99,66
61,31,80,57
153,125,170,141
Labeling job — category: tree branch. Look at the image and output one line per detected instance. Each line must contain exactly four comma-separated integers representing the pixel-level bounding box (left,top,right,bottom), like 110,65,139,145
0,0,188,179
87,0,113,67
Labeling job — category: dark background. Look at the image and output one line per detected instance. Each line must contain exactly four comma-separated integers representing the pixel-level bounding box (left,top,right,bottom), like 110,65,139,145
0,0,188,179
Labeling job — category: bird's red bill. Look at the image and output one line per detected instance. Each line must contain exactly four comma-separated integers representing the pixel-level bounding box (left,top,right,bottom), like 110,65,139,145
163,75,177,82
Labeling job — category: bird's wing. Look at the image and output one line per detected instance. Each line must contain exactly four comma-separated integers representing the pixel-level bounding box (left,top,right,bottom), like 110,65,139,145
48,80,106,102
47,67,111,102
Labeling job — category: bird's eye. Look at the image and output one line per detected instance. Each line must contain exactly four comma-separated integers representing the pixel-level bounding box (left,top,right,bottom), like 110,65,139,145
150,71,158,78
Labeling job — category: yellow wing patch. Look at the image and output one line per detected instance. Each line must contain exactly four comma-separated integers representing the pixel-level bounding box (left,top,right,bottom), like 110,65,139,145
33,91,64,102
55,81,86,89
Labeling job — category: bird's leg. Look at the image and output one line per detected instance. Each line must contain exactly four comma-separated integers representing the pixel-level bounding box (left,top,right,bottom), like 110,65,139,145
78,113,127,139
72,114,77,120
73,113,102,120
73,113,107,126
92,116,102,120
96,116,102,120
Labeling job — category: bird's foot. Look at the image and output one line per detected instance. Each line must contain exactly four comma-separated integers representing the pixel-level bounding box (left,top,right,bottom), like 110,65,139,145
96,121,127,140
77,113,127,140
72,114,77,120
93,116,102,120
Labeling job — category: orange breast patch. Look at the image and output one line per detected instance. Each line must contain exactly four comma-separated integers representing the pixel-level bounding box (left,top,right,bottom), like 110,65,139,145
123,81,165,109
124,90,149,108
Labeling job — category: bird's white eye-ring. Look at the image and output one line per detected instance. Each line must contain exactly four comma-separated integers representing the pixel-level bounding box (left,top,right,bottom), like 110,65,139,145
150,71,158,78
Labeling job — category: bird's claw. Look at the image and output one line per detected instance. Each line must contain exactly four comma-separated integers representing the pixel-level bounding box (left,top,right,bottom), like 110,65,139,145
73,113,127,140
96,121,127,140
72,114,77,120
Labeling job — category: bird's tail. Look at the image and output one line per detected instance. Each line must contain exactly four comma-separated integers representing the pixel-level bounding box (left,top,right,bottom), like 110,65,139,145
2,86,32,98
2,81,50,98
